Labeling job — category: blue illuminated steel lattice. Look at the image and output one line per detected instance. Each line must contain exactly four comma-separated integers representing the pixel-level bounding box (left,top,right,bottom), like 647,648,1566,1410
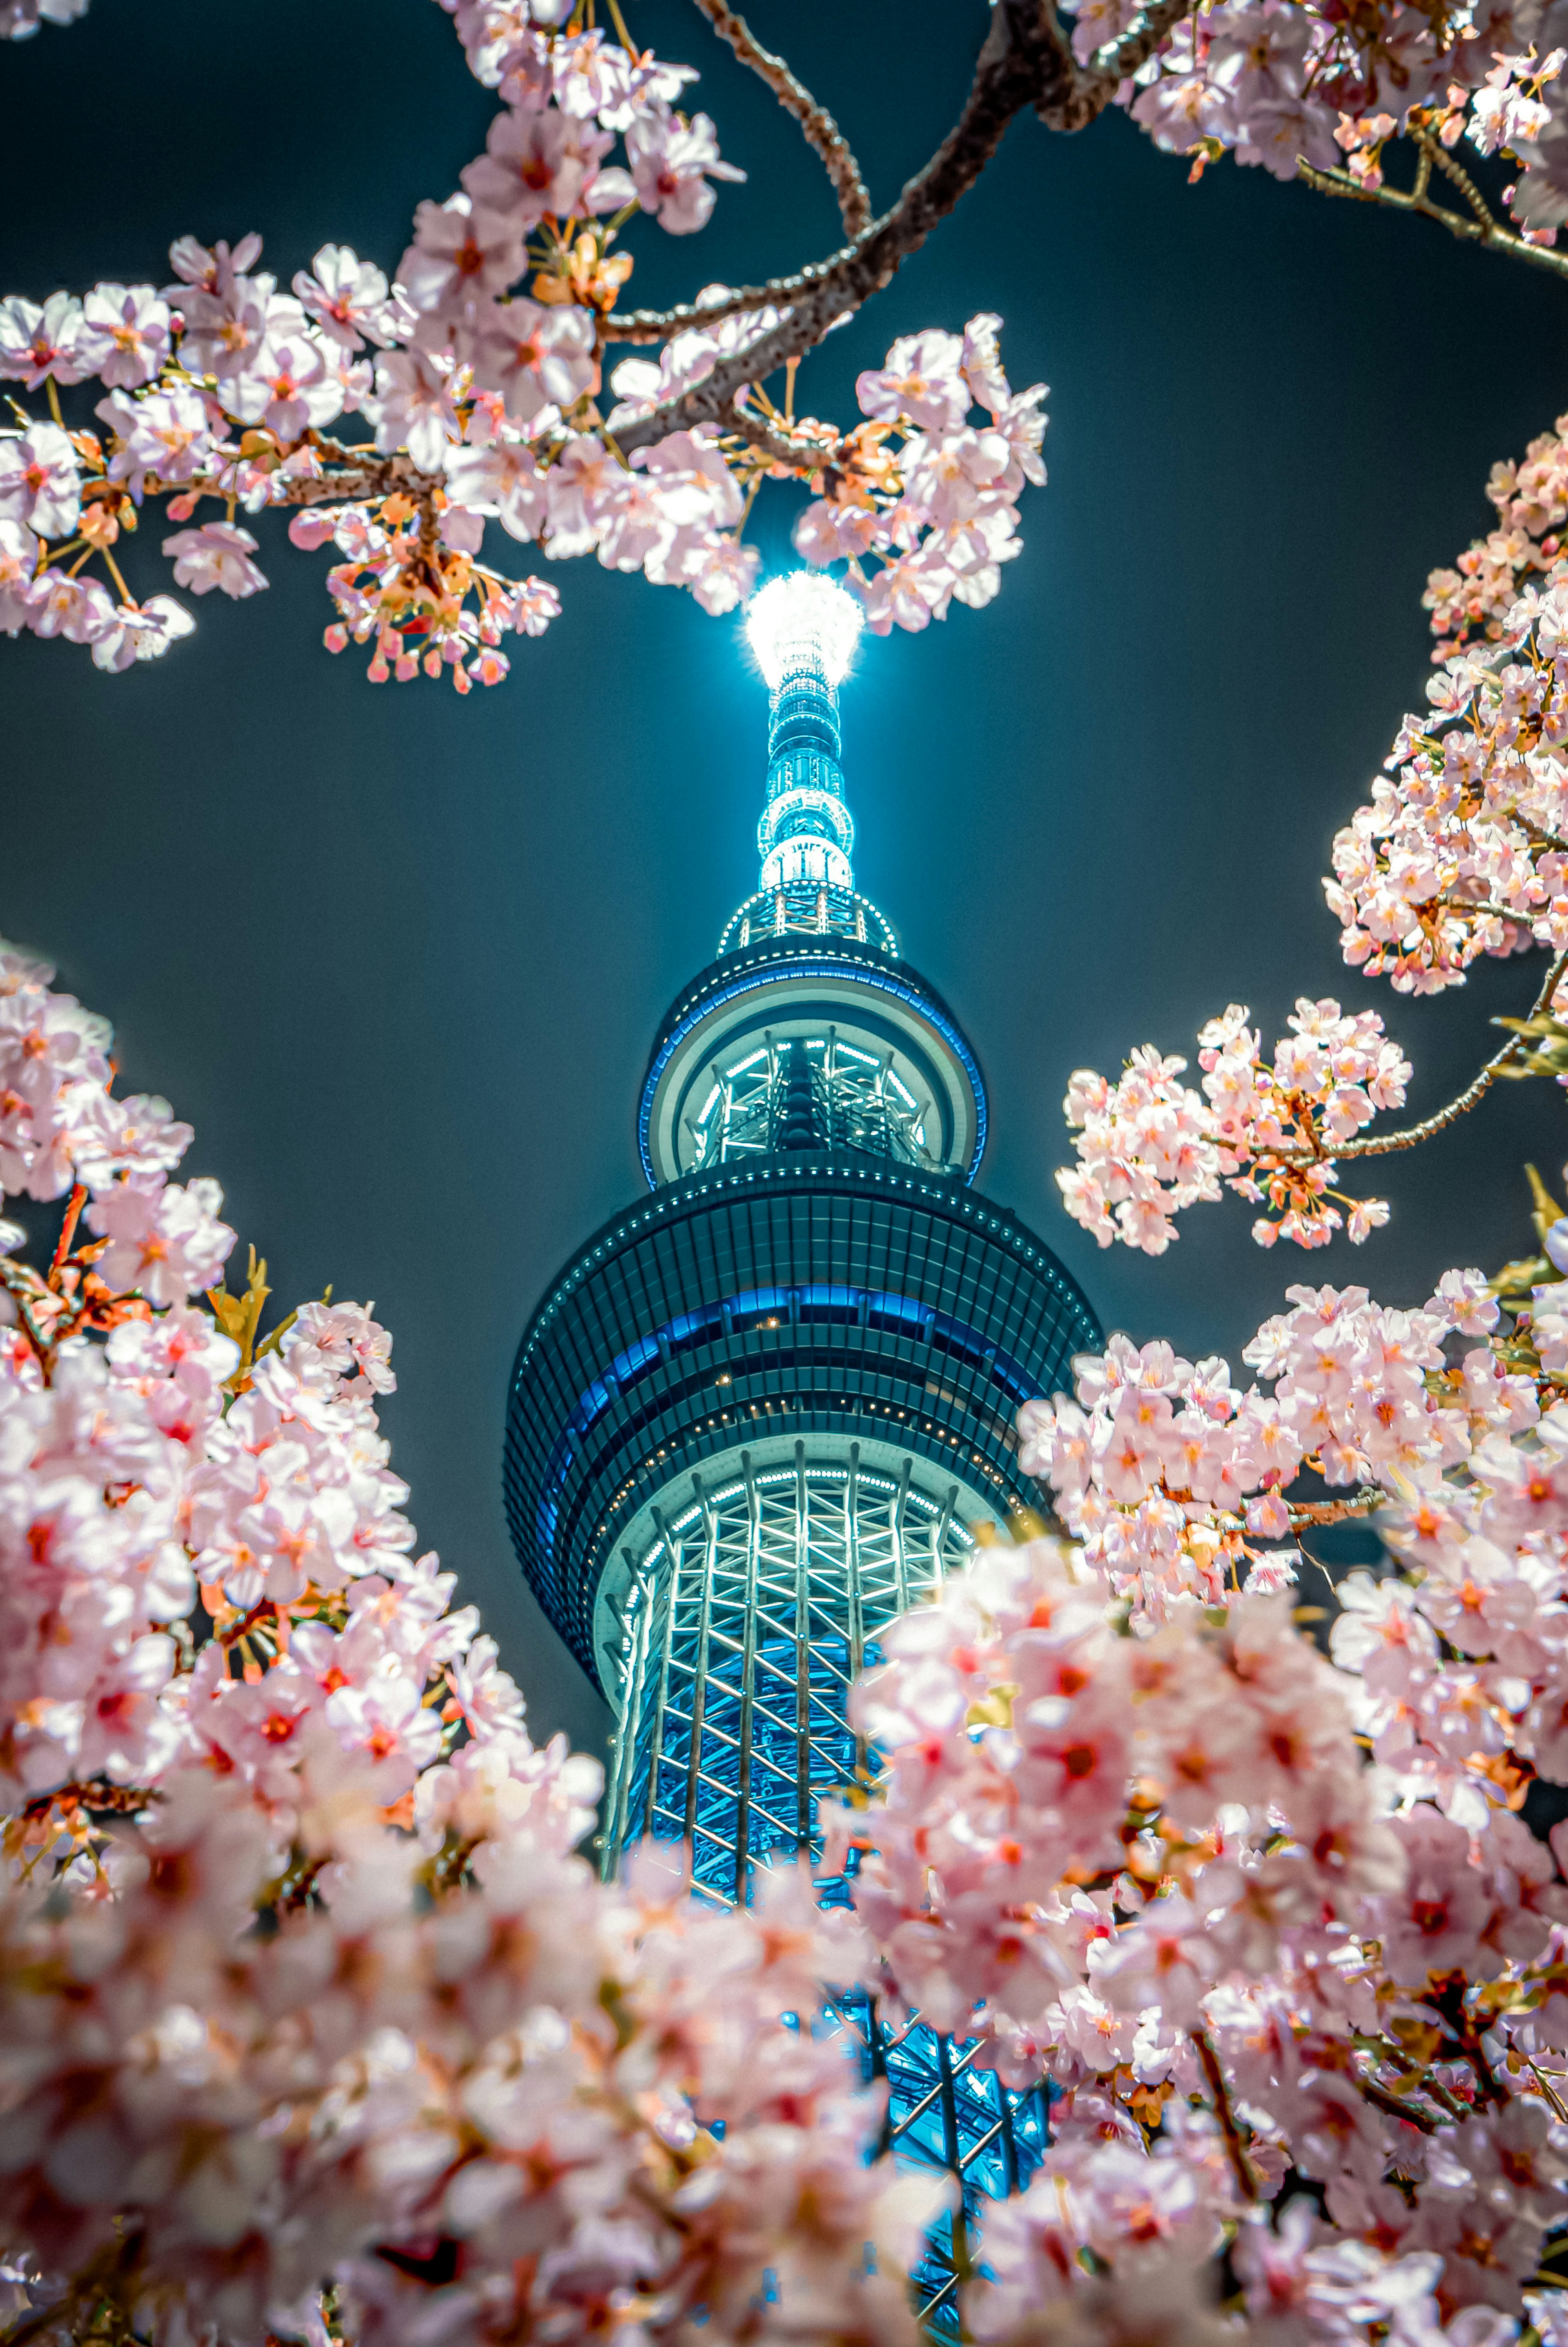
600,1452,1052,2338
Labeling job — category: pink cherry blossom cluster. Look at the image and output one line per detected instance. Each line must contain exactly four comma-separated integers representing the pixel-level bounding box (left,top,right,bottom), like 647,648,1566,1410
1056,996,1412,1254
0,935,967,2347
780,317,1047,635
830,1522,1568,2337
0,0,1064,686
1423,412,1568,666
2,1791,944,2347
1075,0,1568,233
1331,43,1568,222
1015,1272,1518,1614
1327,564,1568,994
0,234,562,686
825,1239,1568,2345
827,1555,1397,2037
437,0,741,239
16,982,1568,2347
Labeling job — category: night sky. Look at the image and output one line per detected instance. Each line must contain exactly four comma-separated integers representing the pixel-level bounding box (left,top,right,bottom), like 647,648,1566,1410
5,0,1566,1759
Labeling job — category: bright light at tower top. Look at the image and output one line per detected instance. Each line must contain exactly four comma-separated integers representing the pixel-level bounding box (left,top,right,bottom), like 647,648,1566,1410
744,571,863,692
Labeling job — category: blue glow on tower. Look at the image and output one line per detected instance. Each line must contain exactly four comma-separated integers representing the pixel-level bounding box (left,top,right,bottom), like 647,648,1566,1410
746,572,863,899
505,574,1102,2338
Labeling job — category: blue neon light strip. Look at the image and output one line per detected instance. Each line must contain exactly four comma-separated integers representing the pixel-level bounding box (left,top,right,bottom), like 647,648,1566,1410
532,1282,1038,1565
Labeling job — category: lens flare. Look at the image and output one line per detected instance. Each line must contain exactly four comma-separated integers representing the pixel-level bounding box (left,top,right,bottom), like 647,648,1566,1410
744,570,863,691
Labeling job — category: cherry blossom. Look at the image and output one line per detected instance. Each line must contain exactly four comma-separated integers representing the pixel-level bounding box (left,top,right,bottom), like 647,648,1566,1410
790,323,1048,637
0,422,80,538
624,106,745,234
0,0,1049,688
1057,998,1410,1253
466,292,597,422
0,933,961,2347
828,1237,1568,2343
90,593,197,672
75,282,172,389
0,290,87,387
163,520,268,599
292,245,402,352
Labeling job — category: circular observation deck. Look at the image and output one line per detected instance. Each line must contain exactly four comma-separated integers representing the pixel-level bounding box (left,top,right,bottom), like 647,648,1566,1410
637,931,989,1190
503,1153,1101,1688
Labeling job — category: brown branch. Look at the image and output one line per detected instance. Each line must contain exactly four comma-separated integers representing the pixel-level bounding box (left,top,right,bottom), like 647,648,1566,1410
1268,942,1568,1165
1434,893,1536,925
609,0,1100,451
1082,0,1196,100
1421,127,1498,231
1288,1490,1383,1526
1508,808,1568,855
1356,2072,1441,2134
1193,2028,1258,2202
609,279,801,346
722,397,832,472
1296,141,1568,284
691,0,871,238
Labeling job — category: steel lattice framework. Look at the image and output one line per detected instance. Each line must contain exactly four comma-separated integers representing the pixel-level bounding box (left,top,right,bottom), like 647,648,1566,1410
687,1035,934,1177
600,1451,1051,2336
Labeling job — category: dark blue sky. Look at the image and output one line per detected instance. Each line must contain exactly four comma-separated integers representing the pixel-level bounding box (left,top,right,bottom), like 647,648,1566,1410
5,0,1566,1755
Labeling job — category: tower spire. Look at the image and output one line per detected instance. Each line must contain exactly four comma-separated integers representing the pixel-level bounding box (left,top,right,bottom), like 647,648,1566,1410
745,571,863,903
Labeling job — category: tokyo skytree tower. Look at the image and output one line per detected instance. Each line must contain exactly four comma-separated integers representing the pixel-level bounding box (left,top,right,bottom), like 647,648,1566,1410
504,574,1100,2331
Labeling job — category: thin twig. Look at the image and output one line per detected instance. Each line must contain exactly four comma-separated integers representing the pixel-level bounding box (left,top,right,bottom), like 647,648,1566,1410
1288,1490,1383,1527
49,1182,87,1275
691,0,871,238
723,397,832,472
1193,2028,1258,2202
1356,2071,1441,2134
608,0,1099,449
1421,127,1497,231
1531,2058,1568,2124
1269,943,1568,1165
1433,894,1534,925
1296,141,1568,283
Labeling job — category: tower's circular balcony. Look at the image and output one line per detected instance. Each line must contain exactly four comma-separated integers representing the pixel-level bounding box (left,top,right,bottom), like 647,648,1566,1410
717,885,894,956
637,930,987,1188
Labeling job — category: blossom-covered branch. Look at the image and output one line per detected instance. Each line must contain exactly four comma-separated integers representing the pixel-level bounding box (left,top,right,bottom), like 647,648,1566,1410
825,1242,1568,2347
0,0,1075,688
0,932,960,2347
1057,996,1415,1254
14,0,1568,693
688,0,871,239
1058,426,1568,1258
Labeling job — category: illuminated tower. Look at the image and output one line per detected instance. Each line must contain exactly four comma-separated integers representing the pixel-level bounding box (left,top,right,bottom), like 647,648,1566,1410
504,575,1100,2333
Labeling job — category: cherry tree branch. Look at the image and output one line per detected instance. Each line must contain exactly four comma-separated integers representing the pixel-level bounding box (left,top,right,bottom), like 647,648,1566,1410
1288,1491,1383,1526
690,0,873,238
1270,943,1568,1165
609,0,1107,448
720,396,833,470
1082,0,1196,99
1193,2029,1258,2202
1295,127,1568,285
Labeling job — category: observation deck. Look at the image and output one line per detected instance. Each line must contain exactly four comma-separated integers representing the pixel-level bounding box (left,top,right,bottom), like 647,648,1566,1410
503,1148,1099,1691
